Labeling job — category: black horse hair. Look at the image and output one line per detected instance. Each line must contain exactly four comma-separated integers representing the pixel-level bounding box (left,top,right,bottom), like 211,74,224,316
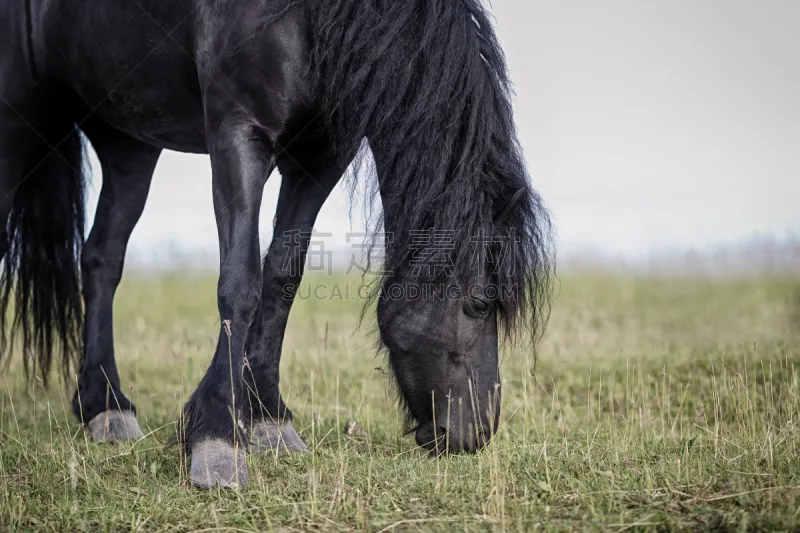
0,101,85,386
310,0,556,346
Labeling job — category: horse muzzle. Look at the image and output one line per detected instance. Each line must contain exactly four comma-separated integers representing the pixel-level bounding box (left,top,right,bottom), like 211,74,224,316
414,419,495,455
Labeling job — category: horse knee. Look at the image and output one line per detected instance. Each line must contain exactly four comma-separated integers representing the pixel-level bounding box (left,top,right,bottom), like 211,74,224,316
217,269,263,322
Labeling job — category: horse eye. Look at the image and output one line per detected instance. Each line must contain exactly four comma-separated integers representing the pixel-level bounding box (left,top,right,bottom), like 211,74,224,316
468,297,491,316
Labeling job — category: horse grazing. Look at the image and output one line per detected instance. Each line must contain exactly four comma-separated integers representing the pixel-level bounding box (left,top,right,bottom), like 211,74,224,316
0,0,553,488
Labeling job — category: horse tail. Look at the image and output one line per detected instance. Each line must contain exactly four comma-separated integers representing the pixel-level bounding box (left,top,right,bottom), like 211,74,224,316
0,102,86,386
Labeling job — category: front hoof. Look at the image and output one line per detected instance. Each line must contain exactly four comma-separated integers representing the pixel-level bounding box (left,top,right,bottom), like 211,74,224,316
190,439,248,489
250,420,310,456
87,410,145,443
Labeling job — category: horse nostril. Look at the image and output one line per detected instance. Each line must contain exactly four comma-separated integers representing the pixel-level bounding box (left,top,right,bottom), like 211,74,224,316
475,428,491,449
415,423,450,456
448,351,464,364
433,426,449,440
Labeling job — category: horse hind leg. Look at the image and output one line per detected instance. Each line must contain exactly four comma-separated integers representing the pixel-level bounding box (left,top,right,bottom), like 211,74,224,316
73,119,161,443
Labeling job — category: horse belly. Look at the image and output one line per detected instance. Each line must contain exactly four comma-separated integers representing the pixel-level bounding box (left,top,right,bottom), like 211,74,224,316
37,0,209,153
73,58,208,154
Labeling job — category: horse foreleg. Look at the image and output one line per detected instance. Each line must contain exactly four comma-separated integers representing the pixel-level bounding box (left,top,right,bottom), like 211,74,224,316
184,120,273,489
244,133,344,456
73,120,161,443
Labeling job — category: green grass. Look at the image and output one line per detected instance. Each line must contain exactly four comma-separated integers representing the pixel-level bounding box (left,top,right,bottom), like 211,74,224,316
1,272,799,531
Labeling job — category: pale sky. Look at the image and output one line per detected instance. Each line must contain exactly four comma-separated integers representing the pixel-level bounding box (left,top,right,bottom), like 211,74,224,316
85,0,800,265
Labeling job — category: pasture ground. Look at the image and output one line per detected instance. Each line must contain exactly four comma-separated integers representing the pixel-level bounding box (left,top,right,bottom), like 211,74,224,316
1,272,799,532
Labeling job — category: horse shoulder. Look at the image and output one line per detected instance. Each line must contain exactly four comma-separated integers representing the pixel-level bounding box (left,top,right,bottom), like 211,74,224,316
196,1,312,140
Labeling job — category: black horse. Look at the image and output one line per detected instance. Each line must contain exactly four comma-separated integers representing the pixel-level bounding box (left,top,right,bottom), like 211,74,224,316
0,0,553,488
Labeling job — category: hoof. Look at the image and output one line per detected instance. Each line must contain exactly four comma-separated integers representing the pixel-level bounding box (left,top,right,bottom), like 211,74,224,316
190,439,248,489
87,410,144,443
250,420,309,456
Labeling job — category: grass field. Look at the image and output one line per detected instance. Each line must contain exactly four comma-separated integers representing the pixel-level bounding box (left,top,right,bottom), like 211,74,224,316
1,271,799,531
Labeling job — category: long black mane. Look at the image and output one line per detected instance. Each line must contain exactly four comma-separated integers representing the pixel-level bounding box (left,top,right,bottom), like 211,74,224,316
311,0,555,344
